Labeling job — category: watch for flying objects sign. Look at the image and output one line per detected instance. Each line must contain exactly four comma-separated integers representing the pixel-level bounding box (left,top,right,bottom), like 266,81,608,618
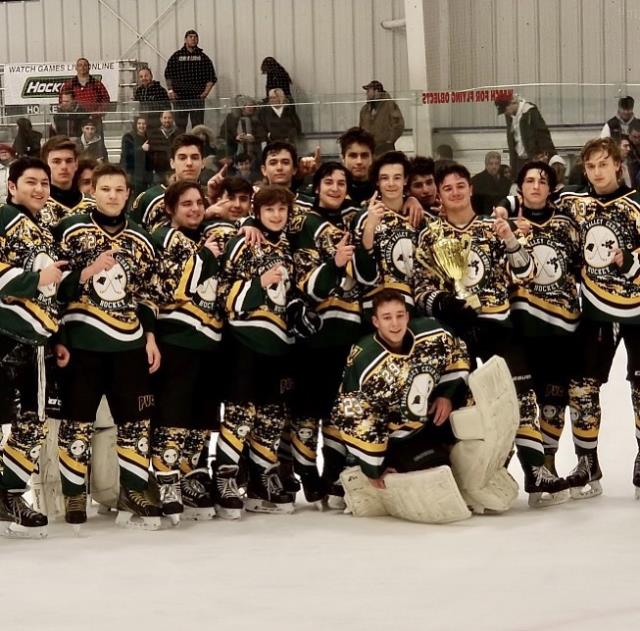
3,61,120,105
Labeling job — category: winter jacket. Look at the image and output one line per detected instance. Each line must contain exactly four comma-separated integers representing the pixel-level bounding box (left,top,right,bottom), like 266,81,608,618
59,76,111,114
120,132,153,194
358,92,405,155
134,81,171,125
258,105,302,144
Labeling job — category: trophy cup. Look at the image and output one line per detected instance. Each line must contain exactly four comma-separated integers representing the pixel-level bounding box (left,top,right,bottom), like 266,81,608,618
431,220,481,310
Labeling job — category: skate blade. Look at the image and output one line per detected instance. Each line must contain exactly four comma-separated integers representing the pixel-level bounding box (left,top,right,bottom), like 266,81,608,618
310,500,325,511
182,506,215,521
214,505,242,520
3,522,48,539
96,503,114,515
635,487,640,500
245,498,294,514
569,480,603,500
325,495,346,511
528,489,570,508
115,510,161,531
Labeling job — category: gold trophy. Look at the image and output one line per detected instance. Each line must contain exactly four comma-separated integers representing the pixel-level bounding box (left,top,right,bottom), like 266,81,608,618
431,220,481,310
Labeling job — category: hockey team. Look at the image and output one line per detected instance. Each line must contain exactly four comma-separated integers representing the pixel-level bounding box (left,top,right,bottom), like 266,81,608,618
0,125,638,537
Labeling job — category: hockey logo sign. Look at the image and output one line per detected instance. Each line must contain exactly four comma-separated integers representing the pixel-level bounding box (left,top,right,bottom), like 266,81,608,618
4,61,120,105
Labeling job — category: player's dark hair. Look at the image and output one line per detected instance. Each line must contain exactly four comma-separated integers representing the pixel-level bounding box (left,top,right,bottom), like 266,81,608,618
261,141,298,167
516,160,557,193
91,163,130,189
312,161,351,192
253,184,295,217
619,96,635,110
72,158,98,190
164,180,205,214
7,158,51,203
408,156,435,185
338,127,375,157
369,151,411,184
220,176,253,197
372,288,408,315
41,136,79,164
171,134,204,159
435,163,471,187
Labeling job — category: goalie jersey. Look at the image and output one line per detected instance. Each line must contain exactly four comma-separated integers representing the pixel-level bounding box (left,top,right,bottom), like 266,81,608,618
152,220,236,350
292,207,375,347
510,206,581,335
557,185,640,324
0,203,62,344
414,215,534,323
221,231,295,355
334,317,470,479
56,213,157,352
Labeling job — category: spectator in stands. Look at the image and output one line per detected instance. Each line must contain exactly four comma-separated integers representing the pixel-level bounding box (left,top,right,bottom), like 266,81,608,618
72,158,97,194
60,58,111,128
601,96,635,141
338,127,375,204
13,118,42,158
471,151,511,215
220,95,265,158
78,117,108,163
434,144,455,171
50,89,85,139
259,88,302,145
495,93,555,175
626,118,640,185
260,57,293,102
192,124,219,159
359,80,405,156
619,135,632,186
499,164,512,181
548,155,567,192
120,116,153,197
149,110,179,178
164,29,217,131
0,143,16,204
134,67,170,129
408,156,437,211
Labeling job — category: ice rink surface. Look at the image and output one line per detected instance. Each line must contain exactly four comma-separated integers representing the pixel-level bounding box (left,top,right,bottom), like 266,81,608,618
2,347,639,631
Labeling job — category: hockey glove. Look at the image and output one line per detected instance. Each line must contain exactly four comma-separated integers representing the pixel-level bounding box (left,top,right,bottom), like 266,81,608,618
432,292,478,333
286,297,323,339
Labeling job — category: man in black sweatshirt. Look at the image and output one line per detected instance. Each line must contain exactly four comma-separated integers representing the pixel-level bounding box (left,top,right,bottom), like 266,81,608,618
164,30,217,132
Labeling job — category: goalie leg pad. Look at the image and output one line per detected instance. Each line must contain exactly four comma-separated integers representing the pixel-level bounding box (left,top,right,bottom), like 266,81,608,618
449,356,520,514
340,466,387,517
90,425,119,509
382,467,472,524
31,418,64,518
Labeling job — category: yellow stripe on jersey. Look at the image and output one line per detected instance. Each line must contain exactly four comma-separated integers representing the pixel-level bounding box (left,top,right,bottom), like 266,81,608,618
581,271,640,306
4,297,58,333
66,303,140,331
340,432,387,453
512,288,580,320
175,255,196,302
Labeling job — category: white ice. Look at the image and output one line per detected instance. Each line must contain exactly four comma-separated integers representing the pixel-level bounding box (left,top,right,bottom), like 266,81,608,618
2,347,640,631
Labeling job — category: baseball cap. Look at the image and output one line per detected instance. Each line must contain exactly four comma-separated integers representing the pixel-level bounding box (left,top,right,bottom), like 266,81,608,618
548,155,567,167
363,80,384,92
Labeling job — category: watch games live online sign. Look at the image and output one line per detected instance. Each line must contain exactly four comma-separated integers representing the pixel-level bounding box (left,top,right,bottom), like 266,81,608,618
3,61,120,107
422,89,514,105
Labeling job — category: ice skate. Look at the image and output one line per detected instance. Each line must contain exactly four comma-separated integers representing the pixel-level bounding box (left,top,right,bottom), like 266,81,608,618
156,472,183,526
181,469,215,521
213,464,243,520
115,486,162,531
528,453,570,507
633,451,640,500
299,469,326,510
523,463,570,508
64,492,88,535
0,490,48,539
245,464,295,514
324,481,346,511
566,451,603,500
